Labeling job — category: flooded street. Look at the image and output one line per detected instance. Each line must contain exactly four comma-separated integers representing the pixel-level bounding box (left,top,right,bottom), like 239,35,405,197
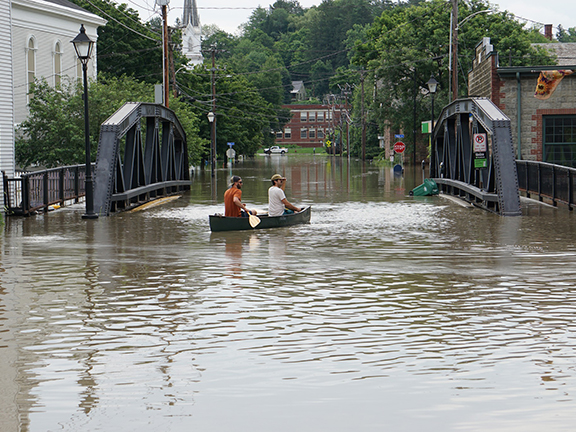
2,155,576,431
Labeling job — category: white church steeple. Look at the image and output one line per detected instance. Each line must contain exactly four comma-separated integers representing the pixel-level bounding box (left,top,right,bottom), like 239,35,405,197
182,0,203,65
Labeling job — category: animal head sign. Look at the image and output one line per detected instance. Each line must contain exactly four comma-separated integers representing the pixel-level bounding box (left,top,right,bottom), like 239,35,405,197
534,70,574,100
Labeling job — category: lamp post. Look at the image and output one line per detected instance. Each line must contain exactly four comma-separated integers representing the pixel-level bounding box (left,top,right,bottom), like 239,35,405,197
207,111,216,177
426,75,438,180
71,24,98,219
427,75,438,132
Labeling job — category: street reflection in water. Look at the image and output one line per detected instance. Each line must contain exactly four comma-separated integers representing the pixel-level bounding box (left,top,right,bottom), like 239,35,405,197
2,155,576,432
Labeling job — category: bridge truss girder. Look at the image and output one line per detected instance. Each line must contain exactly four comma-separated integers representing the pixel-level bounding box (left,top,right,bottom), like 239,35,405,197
93,102,191,216
430,98,521,216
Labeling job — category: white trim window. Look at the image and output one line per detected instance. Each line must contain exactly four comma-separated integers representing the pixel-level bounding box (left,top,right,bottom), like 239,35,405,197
284,128,291,139
317,111,324,122
318,129,324,139
309,129,316,139
300,111,307,122
26,36,37,100
300,128,307,139
54,41,63,86
309,111,316,122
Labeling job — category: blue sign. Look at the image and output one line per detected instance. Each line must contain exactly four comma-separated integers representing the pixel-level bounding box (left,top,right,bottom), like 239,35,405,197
227,142,235,147
394,134,404,138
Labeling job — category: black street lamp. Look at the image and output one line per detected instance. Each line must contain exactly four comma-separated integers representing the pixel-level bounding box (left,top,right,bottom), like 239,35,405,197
71,25,98,219
427,75,439,135
207,111,216,177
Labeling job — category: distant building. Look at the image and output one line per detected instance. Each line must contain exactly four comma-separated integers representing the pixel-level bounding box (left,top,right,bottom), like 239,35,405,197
275,104,345,148
290,81,306,101
468,36,576,166
181,0,203,65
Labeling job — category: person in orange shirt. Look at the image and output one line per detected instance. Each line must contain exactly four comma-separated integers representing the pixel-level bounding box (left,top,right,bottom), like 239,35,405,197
224,176,257,217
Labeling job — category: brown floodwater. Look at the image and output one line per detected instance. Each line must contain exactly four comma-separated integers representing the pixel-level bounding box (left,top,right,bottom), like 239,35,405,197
1,154,576,432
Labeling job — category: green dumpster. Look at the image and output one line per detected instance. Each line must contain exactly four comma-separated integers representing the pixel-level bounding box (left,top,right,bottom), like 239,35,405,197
410,178,439,196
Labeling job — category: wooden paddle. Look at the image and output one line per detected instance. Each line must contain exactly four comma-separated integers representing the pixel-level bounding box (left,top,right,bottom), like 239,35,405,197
248,212,261,228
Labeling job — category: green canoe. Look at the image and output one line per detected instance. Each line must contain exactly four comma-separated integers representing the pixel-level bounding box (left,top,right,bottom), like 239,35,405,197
209,206,311,232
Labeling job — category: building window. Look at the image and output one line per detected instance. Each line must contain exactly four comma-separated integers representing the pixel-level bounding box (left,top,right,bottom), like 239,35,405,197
54,41,63,86
317,112,324,122
318,129,324,139
309,129,316,139
309,112,316,122
544,115,576,167
284,128,291,139
27,37,37,99
300,112,307,122
276,131,283,139
300,129,307,139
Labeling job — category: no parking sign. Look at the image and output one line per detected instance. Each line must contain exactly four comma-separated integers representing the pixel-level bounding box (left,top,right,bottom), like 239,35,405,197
473,133,487,168
473,133,487,152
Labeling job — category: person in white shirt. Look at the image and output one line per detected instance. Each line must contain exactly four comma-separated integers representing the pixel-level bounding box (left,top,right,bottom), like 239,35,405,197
268,174,303,217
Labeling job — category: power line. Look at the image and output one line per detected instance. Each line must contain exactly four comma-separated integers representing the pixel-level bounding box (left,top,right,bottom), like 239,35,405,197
84,0,160,41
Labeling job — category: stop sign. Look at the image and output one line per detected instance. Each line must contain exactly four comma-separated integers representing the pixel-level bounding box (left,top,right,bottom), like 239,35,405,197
394,141,406,153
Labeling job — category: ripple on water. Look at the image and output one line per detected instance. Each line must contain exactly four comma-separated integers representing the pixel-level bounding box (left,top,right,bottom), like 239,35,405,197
6,190,576,431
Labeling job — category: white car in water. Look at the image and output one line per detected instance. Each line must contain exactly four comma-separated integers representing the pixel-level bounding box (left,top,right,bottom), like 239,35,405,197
264,145,288,155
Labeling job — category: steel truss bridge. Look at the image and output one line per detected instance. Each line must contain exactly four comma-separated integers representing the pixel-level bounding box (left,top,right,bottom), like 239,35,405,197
430,97,522,216
93,102,191,216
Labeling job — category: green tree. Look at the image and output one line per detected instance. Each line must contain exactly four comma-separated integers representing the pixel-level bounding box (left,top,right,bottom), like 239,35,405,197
557,25,576,42
352,0,557,159
16,75,205,168
175,65,279,158
70,0,165,83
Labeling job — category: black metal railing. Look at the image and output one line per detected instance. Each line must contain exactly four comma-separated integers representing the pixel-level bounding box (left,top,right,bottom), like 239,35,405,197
516,160,576,210
3,165,87,216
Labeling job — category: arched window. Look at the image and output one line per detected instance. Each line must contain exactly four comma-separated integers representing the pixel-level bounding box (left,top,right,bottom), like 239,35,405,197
54,41,63,86
27,37,36,98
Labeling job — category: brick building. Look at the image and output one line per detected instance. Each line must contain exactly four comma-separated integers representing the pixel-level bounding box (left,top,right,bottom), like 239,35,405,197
468,37,576,166
275,104,346,149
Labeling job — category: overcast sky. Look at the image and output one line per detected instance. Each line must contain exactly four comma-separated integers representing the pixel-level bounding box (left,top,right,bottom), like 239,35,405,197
120,0,576,36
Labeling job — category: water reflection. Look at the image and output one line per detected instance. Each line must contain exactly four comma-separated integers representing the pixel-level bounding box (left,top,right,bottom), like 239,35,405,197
2,156,576,431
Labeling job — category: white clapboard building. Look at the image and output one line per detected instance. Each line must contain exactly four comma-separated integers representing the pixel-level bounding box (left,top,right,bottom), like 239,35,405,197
1,0,105,183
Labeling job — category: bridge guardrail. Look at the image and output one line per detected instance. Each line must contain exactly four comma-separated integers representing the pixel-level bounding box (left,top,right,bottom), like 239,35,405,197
2,164,87,216
516,160,576,209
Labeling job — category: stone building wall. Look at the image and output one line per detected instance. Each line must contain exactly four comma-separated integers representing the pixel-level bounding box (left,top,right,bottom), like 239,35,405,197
468,37,576,162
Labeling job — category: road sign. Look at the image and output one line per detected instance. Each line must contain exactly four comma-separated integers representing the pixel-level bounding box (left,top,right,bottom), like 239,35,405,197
393,141,406,153
226,148,236,159
473,133,487,152
227,142,235,148
394,134,404,139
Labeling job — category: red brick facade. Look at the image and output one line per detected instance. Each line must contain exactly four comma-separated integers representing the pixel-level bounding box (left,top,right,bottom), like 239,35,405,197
275,104,345,148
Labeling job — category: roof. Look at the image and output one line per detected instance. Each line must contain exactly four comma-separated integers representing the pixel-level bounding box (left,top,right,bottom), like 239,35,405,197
533,42,576,66
291,81,305,94
498,64,576,77
43,0,89,13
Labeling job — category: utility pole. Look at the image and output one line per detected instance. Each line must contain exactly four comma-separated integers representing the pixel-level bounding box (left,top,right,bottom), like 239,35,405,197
451,0,458,101
161,2,170,107
360,71,366,161
339,83,352,162
413,68,417,168
169,29,178,98
210,48,217,177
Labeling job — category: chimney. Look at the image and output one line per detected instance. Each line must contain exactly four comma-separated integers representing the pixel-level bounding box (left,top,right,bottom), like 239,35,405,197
545,24,553,40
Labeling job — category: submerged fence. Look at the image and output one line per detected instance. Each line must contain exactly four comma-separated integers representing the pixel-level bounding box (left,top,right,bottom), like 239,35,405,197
2,165,87,216
516,160,576,210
